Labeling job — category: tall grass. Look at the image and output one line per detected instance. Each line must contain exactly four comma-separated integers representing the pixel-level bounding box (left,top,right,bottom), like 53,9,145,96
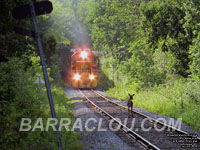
40,87,82,150
106,77,200,130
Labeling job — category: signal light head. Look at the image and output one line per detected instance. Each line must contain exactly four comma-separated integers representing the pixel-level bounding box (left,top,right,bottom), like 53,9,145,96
89,74,95,80
74,74,80,81
80,51,87,59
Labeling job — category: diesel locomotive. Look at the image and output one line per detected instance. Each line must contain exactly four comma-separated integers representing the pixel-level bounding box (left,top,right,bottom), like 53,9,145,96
70,48,99,89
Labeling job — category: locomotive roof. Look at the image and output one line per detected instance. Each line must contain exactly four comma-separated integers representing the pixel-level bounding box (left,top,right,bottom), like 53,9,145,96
71,48,98,57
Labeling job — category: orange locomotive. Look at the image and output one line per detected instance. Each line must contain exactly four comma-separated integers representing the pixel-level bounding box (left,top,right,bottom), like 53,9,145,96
70,48,99,89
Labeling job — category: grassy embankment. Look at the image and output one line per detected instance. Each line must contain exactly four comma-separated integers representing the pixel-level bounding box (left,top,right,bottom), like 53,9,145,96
42,87,82,150
106,77,200,131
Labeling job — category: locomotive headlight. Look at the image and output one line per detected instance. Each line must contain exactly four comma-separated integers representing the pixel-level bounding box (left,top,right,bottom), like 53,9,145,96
80,51,87,59
74,74,80,81
89,74,95,80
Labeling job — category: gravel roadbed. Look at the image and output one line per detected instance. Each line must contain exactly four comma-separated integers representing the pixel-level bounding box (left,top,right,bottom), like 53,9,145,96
65,87,137,150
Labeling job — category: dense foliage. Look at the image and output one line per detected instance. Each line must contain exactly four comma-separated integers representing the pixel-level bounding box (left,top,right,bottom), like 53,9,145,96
78,0,200,85
0,56,81,149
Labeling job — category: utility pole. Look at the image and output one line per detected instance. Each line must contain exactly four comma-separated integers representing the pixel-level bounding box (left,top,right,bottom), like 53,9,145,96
29,2,62,150
12,1,63,149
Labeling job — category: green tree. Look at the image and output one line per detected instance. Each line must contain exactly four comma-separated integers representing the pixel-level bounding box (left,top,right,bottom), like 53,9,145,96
189,33,200,79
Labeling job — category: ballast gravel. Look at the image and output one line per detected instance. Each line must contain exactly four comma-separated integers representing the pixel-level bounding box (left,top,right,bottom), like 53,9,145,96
65,87,134,150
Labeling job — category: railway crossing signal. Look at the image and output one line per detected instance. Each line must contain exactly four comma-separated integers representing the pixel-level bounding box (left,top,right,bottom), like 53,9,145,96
12,1,62,150
12,1,53,19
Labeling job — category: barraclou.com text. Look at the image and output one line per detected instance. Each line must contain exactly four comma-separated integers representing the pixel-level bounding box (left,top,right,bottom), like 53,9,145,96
19,117,182,132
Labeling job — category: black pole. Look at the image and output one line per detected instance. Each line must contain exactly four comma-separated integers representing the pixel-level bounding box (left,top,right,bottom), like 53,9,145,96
29,2,62,150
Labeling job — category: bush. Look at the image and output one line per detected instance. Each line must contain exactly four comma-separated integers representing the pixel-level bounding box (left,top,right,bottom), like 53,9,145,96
0,57,44,150
0,57,81,150
97,55,114,90
189,33,200,79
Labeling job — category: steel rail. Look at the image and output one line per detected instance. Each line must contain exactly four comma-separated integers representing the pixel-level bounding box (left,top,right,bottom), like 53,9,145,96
92,89,200,141
79,89,160,150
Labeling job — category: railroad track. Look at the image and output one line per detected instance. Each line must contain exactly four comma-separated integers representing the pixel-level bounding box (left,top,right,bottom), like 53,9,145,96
79,89,200,150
